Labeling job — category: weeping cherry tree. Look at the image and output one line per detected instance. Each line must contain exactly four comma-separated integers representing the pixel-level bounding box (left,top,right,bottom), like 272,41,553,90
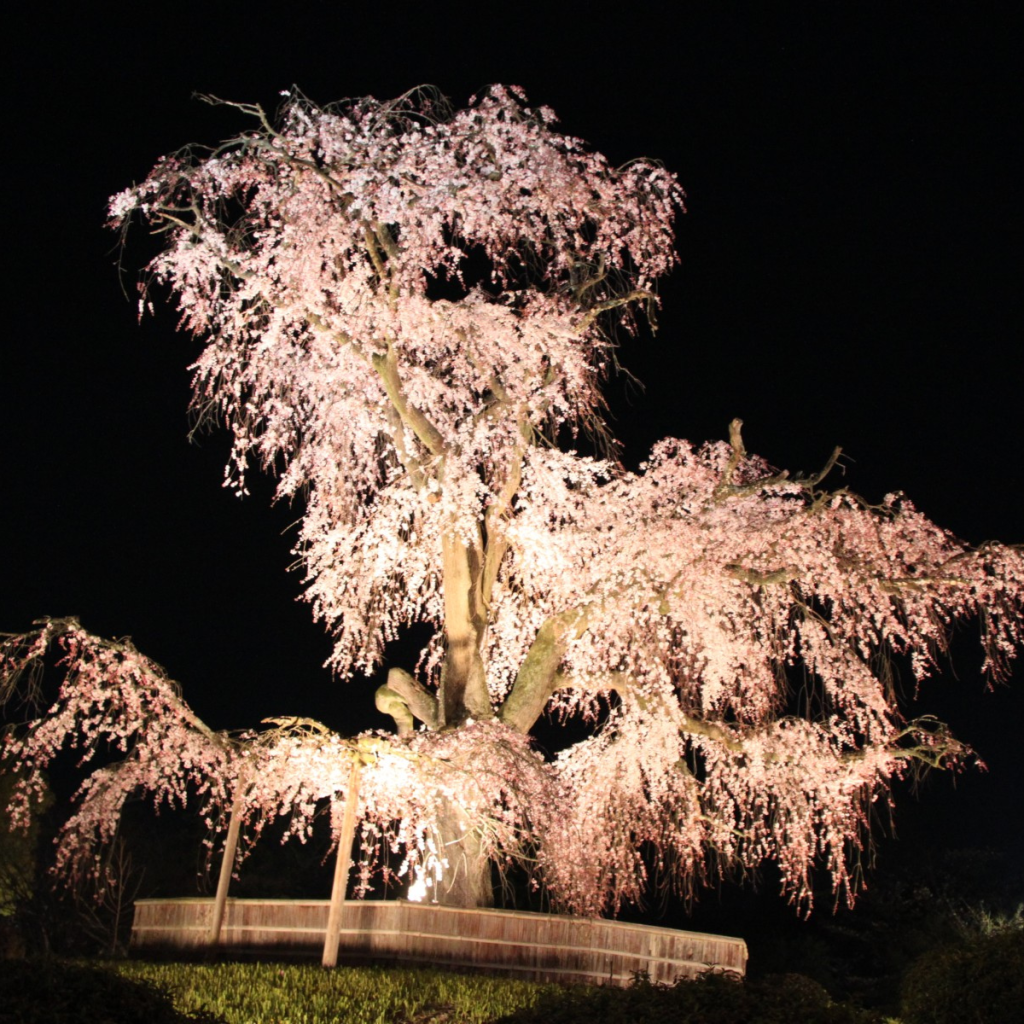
3,85,1023,915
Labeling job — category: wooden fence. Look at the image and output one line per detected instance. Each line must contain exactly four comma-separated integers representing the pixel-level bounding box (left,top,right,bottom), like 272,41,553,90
131,898,747,987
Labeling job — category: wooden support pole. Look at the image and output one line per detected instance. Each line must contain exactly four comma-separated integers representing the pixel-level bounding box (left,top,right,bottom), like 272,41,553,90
208,790,245,944
322,758,363,968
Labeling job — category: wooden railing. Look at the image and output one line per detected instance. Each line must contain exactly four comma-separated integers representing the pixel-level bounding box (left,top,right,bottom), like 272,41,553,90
131,898,747,987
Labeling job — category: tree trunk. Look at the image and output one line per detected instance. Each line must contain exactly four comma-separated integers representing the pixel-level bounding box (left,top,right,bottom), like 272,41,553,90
430,532,494,907
439,534,491,725
429,796,493,909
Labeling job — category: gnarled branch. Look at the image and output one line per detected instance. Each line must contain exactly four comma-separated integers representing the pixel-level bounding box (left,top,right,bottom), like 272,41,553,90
377,667,440,732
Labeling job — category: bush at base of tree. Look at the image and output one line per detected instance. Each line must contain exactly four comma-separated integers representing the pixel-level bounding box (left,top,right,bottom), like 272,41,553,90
900,928,1024,1024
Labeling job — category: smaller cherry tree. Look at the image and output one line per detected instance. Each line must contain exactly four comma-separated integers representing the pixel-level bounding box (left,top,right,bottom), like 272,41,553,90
3,86,1024,917
0,618,558,904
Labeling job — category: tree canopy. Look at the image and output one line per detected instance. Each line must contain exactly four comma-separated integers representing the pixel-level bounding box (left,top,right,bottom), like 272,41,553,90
3,86,1023,916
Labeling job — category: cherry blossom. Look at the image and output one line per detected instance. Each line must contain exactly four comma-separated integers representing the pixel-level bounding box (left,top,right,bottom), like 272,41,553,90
3,87,1022,915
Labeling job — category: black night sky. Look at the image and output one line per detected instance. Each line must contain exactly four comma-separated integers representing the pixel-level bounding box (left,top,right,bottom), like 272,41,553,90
3,2,1021,925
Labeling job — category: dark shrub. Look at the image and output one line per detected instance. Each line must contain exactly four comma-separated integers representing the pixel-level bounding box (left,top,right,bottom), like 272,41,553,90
496,970,882,1024
901,928,1024,1024
0,959,227,1024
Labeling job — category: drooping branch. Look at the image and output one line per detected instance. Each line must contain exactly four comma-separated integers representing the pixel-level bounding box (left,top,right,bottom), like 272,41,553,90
891,716,972,770
0,617,221,744
574,289,655,334
0,620,236,884
567,670,747,753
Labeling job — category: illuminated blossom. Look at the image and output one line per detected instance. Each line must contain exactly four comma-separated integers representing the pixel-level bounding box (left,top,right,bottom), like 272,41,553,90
3,87,1022,915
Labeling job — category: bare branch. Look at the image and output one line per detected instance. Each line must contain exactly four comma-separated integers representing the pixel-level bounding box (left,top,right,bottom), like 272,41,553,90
574,289,655,334
380,667,439,731
374,685,415,736
794,446,843,488
499,606,591,733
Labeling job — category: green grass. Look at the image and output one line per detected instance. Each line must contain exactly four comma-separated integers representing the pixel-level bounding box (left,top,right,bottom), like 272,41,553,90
1,959,896,1024
112,960,563,1024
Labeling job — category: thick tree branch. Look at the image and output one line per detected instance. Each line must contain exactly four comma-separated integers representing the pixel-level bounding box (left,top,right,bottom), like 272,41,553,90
794,446,843,489
890,716,969,769
363,224,399,302
499,606,591,733
375,667,439,732
384,402,428,491
559,669,748,753
724,563,797,586
714,419,789,499
371,345,446,456
374,686,415,735
481,445,524,610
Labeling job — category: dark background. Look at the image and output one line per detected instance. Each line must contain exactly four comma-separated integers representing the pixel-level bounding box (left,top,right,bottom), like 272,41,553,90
2,1,1021,933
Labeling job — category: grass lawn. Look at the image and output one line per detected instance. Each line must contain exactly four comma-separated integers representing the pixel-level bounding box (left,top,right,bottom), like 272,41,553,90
115,959,560,1023
0,957,894,1024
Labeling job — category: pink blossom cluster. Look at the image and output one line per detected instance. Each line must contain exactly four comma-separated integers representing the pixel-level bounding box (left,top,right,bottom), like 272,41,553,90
106,87,684,685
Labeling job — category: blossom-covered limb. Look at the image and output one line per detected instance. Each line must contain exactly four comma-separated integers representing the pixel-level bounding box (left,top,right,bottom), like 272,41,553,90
371,345,447,457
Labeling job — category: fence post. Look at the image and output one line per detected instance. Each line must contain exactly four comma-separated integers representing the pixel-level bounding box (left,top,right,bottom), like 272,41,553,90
208,788,245,944
322,758,363,968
